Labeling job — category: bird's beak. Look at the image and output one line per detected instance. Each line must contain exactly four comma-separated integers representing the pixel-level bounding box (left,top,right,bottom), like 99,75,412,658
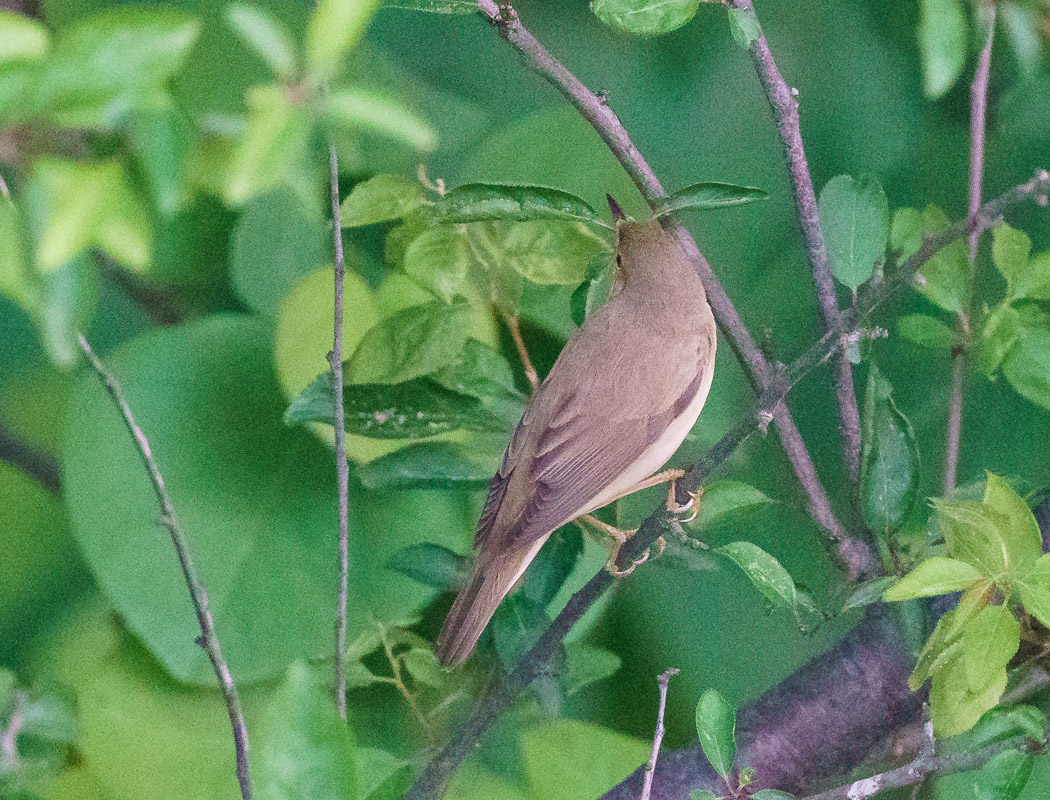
607,194,626,223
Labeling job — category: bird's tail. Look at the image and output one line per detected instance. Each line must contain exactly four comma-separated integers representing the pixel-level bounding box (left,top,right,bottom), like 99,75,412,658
435,543,542,667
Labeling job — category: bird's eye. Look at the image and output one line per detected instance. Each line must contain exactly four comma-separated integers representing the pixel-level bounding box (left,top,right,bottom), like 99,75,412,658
615,254,623,268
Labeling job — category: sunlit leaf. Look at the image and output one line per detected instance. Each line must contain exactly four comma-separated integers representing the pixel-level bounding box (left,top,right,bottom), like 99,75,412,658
0,11,49,61
695,688,736,780
918,0,967,99
889,207,922,259
590,0,701,37
402,226,472,302
654,182,767,216
305,0,382,81
225,3,298,80
434,183,602,225
917,240,970,314
358,748,413,800
962,604,1020,694
929,646,1007,737
982,473,1043,578
1017,554,1050,628
324,87,436,151
910,581,991,690
818,173,889,291
934,499,1010,580
1013,251,1050,301
979,304,1020,379
499,221,608,286
883,557,983,601
340,174,425,227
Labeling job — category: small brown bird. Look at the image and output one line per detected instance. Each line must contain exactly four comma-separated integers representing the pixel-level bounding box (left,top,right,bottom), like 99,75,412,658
435,198,717,666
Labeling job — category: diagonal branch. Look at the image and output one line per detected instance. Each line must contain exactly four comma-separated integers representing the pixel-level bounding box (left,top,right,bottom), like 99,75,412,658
475,0,869,578
76,334,251,800
404,171,1050,800
728,0,863,508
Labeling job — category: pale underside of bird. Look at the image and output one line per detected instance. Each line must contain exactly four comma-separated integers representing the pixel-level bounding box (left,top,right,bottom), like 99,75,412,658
435,211,717,667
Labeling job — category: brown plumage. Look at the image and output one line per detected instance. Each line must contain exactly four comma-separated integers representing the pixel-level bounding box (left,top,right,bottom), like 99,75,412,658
435,212,717,666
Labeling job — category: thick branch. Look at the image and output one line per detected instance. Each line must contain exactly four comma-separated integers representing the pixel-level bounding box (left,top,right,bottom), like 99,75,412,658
730,0,863,504
475,0,866,577
327,143,352,719
405,172,1050,800
0,420,60,493
945,1,996,494
76,334,251,800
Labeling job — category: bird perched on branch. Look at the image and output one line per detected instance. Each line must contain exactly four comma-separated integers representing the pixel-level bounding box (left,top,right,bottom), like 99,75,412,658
436,196,717,667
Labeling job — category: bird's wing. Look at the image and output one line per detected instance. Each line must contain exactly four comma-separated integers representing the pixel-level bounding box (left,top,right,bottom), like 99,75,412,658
476,317,712,553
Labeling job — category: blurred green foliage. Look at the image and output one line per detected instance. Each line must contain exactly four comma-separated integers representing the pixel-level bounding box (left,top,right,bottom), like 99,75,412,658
0,0,1048,799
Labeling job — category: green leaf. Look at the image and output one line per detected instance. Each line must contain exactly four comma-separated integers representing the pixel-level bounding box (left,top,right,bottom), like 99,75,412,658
695,688,736,780
499,221,608,286
654,182,767,216
910,581,991,690
983,473,1043,578
1003,318,1050,412
0,11,49,61
974,749,1034,800
305,0,381,81
890,207,922,260
230,185,326,316
979,304,1020,379
962,705,1047,749
1000,3,1042,79
751,792,799,800
590,0,701,37
493,594,550,671
348,300,472,384
962,604,1021,693
403,226,472,303
818,174,889,291
35,9,199,129
224,84,312,206
992,223,1033,292
356,442,496,490
127,100,194,218
1013,251,1050,301
522,527,584,608
434,184,602,225
0,196,31,309
383,0,477,12
917,240,970,314
841,575,898,612
883,557,983,601
430,339,523,405
860,364,920,537
401,648,444,688
388,543,468,593
690,792,720,800
255,662,357,800
898,313,956,350
717,541,797,610
225,3,298,80
357,748,413,800
728,6,762,50
286,372,508,439
34,252,99,369
1017,553,1050,628
934,499,1010,580
681,480,774,531
324,87,436,151
340,174,425,228
563,644,621,696
918,0,967,99
929,646,1008,737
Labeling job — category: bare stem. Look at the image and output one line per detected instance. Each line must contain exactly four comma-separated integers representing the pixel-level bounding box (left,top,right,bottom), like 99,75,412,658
729,0,863,507
328,143,351,719
801,735,1040,800
76,334,251,800
404,172,1050,800
475,0,867,578
944,1,996,495
641,669,679,800
501,310,539,392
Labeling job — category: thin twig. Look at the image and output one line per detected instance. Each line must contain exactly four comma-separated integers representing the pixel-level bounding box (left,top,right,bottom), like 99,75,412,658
327,143,351,719
404,172,1050,800
801,735,1041,800
0,420,60,493
0,689,25,773
640,669,679,800
501,311,539,392
729,0,863,510
475,0,867,578
76,334,251,800
944,1,997,495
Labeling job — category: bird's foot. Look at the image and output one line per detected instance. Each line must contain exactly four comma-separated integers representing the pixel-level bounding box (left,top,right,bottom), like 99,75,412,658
667,480,700,523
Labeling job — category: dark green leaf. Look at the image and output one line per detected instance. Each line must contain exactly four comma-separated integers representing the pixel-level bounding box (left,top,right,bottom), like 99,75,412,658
305,0,381,81
917,240,970,314
286,372,508,439
654,182,767,216
387,543,468,592
356,442,496,490
918,0,967,99
889,207,922,259
255,663,357,800
323,87,437,152
383,0,477,13
751,792,798,800
591,0,701,37
728,6,762,50
860,364,920,537
690,792,719,800
1017,553,1050,628
695,688,736,779
688,480,774,530
348,300,472,384
898,313,956,350
563,644,621,696
225,3,298,80
522,526,584,608
340,174,425,228
716,541,797,610
883,557,983,601
979,304,1020,379
962,604,1021,693
818,173,889,291
434,183,601,225
992,223,1032,291
963,705,1047,749
974,748,1034,800
493,594,550,671
0,196,31,310
983,473,1043,577
1003,318,1050,412
402,226,472,302
841,575,898,612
